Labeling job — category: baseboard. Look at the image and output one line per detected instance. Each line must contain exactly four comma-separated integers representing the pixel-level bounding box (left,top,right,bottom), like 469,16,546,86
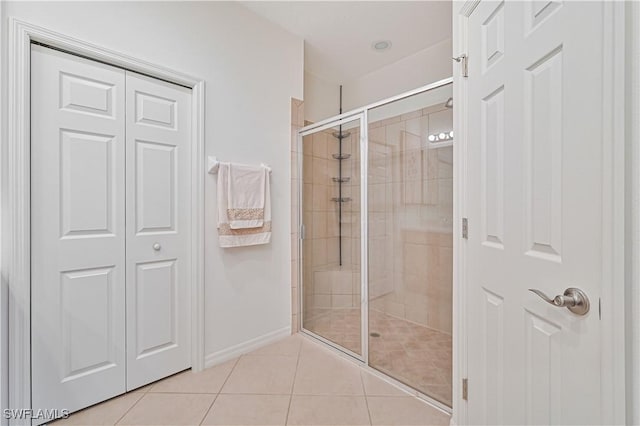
204,326,291,368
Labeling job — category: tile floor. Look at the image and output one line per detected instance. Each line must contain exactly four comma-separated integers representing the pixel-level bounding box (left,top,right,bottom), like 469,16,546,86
304,308,452,407
51,334,450,426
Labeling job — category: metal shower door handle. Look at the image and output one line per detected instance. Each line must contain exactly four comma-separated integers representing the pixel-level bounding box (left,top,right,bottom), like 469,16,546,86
528,287,590,316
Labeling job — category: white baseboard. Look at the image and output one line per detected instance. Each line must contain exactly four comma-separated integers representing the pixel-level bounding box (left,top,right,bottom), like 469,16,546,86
204,326,291,368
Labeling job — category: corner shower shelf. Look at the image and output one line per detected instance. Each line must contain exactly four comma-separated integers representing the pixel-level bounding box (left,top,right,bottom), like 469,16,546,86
332,177,351,183
331,197,352,203
332,131,351,139
332,153,351,160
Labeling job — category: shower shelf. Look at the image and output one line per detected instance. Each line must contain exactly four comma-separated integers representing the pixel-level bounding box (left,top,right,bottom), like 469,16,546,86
332,177,351,183
332,131,351,140
332,153,351,160
331,197,352,203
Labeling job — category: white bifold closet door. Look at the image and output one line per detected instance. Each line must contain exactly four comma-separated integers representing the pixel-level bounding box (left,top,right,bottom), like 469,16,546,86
31,44,191,422
125,71,192,390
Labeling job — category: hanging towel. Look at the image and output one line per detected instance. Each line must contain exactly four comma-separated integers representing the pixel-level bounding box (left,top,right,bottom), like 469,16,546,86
217,163,271,247
227,162,267,229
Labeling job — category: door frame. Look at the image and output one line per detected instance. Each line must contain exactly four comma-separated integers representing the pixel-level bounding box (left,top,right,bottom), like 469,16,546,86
452,2,627,425
5,18,206,421
297,111,368,363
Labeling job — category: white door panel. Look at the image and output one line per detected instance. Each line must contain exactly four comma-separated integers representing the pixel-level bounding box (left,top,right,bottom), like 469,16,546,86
466,1,603,424
125,72,192,390
31,44,126,422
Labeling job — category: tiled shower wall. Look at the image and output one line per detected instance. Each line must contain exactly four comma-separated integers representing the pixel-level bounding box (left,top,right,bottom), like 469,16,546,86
301,126,361,319
368,104,453,334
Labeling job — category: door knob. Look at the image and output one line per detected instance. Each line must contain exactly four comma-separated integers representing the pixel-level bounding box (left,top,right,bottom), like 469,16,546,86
153,243,161,251
528,287,590,315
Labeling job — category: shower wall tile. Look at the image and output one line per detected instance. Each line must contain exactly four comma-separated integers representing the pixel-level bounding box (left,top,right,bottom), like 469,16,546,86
312,211,327,238
332,273,352,294
366,104,453,335
312,239,327,267
312,132,327,158
303,155,313,182
314,294,331,308
332,294,353,309
312,185,327,211
313,157,328,182
313,272,331,294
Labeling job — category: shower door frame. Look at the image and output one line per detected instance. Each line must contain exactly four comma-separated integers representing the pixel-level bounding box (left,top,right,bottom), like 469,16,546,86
297,77,456,414
297,111,369,362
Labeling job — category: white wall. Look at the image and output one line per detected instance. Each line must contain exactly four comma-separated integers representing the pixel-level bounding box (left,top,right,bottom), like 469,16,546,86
303,38,452,124
304,71,339,124
343,38,452,112
1,1,303,373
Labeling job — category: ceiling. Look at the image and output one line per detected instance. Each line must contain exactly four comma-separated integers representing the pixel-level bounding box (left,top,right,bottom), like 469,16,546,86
240,1,452,84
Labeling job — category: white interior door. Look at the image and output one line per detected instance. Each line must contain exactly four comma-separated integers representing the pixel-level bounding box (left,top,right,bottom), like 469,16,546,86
466,1,606,424
31,44,127,421
125,72,192,390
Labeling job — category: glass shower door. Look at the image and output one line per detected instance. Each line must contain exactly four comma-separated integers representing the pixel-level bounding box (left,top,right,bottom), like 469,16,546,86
300,115,364,357
366,84,454,406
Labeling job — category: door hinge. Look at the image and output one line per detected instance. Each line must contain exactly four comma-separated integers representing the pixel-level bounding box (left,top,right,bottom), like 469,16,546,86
462,218,469,239
300,224,306,240
453,54,468,77
462,378,468,400
599,297,602,320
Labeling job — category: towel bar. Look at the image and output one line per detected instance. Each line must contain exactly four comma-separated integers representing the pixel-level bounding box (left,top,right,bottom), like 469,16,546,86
207,156,272,174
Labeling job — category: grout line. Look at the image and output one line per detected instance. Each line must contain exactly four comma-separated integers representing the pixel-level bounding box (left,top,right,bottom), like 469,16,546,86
198,393,219,426
360,370,374,425
217,356,241,395
198,357,241,425
284,340,303,425
114,391,146,425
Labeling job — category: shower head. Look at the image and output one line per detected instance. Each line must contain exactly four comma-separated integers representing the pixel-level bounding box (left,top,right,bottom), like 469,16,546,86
445,97,453,109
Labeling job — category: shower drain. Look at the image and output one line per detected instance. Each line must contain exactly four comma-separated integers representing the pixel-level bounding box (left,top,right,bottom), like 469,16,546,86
369,332,381,338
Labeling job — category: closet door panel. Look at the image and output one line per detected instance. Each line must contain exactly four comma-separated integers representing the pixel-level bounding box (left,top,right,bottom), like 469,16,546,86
31,44,126,423
125,72,192,390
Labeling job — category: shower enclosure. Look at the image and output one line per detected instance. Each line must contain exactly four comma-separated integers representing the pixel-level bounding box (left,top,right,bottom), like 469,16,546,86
298,79,454,409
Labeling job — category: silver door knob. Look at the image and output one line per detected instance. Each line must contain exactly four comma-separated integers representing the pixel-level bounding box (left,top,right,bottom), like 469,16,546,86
153,243,161,251
528,287,590,316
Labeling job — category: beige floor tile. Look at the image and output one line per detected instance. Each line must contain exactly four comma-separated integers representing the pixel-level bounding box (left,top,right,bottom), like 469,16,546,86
250,334,303,357
287,395,370,425
294,345,364,396
50,392,144,425
149,359,237,394
117,393,215,425
366,396,450,426
201,394,290,425
221,355,298,394
361,371,408,397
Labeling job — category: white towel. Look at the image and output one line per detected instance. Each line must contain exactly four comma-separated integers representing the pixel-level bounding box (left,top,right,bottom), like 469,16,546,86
227,162,267,229
217,163,271,247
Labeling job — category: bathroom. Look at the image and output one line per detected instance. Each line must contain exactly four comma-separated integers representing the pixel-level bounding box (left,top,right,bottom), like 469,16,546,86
1,1,634,425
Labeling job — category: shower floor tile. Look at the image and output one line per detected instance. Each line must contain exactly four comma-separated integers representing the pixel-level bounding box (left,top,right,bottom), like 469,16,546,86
304,308,452,407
